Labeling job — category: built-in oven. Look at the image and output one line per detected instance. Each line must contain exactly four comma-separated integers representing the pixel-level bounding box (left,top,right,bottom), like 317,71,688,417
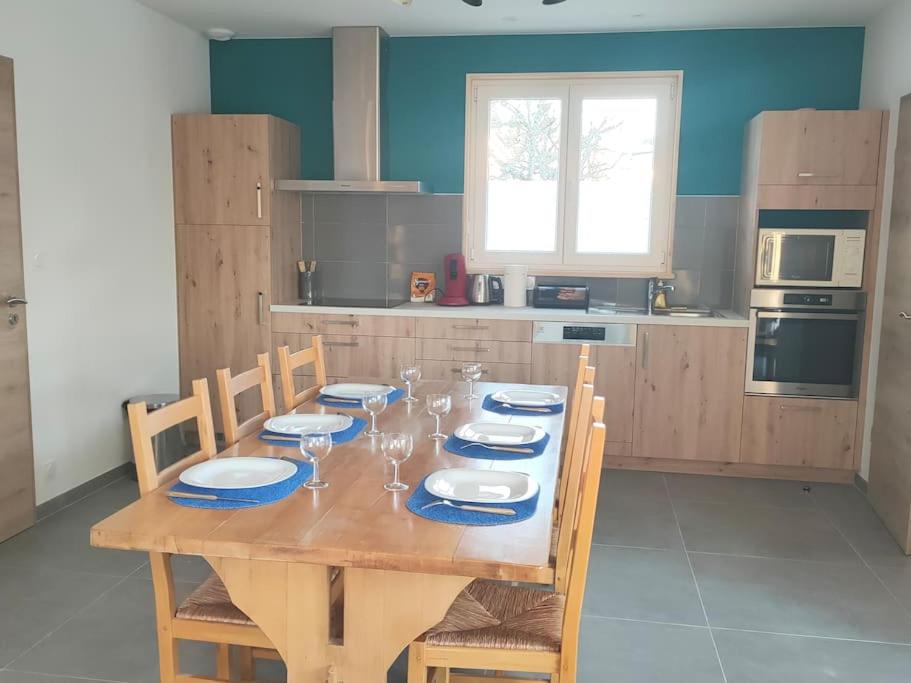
746,289,866,399
755,228,865,288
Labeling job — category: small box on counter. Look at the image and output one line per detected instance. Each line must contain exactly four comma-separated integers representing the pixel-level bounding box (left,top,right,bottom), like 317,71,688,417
410,272,436,302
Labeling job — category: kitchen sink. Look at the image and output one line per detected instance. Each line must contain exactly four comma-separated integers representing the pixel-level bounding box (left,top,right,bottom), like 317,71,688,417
650,308,719,318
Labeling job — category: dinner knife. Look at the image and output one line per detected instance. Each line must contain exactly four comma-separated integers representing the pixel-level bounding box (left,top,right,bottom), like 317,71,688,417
168,491,260,504
459,442,535,454
421,499,517,516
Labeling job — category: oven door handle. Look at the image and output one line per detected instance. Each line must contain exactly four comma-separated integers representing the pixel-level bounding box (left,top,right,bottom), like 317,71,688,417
760,236,776,280
755,311,861,321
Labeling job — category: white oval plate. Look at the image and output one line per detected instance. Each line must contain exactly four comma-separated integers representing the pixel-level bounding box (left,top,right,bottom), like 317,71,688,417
424,468,539,504
179,457,297,490
454,422,546,446
490,389,563,407
264,413,353,436
320,383,395,400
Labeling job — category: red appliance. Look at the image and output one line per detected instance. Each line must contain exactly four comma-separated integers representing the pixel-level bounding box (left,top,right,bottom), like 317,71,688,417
438,253,469,306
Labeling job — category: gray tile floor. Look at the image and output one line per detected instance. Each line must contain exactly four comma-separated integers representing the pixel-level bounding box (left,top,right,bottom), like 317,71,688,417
1,470,911,682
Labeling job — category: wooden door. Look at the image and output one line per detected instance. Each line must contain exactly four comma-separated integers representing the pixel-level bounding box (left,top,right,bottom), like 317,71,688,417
633,325,747,462
176,225,271,432
172,115,271,226
740,396,856,470
0,56,35,541
869,95,911,553
758,110,882,186
531,342,637,447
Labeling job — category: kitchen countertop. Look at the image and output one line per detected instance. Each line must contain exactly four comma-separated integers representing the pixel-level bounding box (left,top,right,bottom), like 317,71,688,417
271,302,749,328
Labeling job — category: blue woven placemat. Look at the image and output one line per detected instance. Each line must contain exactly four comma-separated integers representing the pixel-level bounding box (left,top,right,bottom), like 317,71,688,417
406,475,539,526
258,416,367,447
482,394,564,416
443,433,550,460
317,387,405,408
168,458,312,509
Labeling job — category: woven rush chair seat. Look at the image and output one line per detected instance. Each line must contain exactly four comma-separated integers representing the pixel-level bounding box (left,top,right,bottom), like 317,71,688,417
424,580,565,653
176,573,255,626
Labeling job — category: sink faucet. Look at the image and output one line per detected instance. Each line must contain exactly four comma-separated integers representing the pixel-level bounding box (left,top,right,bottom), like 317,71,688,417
647,278,675,315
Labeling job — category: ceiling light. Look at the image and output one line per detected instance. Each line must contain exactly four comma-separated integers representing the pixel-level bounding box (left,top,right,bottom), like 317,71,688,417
206,27,235,41
462,0,483,5
390,0,413,5
542,0,567,4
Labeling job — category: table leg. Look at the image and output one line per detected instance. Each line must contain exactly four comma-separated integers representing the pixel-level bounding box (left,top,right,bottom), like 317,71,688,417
207,557,471,683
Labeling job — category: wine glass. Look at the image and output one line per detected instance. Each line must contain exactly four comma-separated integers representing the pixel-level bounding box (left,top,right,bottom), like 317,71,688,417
426,393,452,440
400,362,422,403
362,390,388,436
299,431,332,489
461,362,483,399
381,432,414,491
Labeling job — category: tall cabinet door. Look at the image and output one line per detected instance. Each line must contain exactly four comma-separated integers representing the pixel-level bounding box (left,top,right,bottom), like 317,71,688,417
172,115,271,226
176,226,271,429
869,95,911,554
633,325,747,462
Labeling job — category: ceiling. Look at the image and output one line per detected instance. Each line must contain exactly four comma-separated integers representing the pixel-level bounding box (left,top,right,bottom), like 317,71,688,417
138,0,891,38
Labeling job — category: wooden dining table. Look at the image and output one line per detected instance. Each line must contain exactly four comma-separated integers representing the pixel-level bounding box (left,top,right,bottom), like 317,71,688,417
91,380,567,683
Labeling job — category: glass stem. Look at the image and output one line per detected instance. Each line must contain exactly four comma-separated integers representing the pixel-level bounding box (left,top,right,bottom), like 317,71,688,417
371,414,377,433
435,414,441,435
406,382,413,401
312,460,320,483
393,462,400,486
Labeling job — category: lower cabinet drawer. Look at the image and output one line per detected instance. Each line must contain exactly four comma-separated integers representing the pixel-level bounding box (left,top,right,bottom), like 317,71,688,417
322,335,415,379
416,338,532,364
740,396,857,470
418,360,531,384
273,374,344,413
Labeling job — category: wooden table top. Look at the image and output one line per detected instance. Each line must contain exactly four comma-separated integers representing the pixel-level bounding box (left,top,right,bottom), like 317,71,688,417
91,381,567,583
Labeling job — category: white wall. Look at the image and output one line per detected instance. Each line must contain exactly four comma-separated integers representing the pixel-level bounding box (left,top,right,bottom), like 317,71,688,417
0,0,209,503
859,0,911,478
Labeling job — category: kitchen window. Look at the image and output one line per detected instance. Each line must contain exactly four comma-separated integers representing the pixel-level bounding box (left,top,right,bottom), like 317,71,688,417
463,72,682,275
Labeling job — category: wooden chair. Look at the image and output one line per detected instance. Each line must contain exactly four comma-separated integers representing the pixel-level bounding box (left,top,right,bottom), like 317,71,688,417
277,335,327,412
557,356,595,526
406,385,607,683
127,379,277,682
216,352,277,446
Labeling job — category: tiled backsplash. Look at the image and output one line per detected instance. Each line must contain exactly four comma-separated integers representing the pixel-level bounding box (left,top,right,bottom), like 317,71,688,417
300,193,739,309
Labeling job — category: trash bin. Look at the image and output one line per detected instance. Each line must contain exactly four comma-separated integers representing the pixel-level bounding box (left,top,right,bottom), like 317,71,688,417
123,394,187,481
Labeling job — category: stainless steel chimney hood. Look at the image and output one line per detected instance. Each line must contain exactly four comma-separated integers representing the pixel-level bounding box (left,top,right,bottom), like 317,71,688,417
277,27,428,194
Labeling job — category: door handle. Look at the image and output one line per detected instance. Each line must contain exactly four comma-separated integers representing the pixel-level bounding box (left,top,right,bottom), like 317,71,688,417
256,182,263,219
900,312,911,320
6,297,27,307
257,292,265,326
641,332,649,369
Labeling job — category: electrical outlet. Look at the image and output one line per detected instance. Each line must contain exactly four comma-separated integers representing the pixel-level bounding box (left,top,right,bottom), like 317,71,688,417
43,460,56,479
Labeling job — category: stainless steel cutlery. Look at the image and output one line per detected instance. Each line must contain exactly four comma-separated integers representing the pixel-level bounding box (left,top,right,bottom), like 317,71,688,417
421,499,516,516
459,442,535,454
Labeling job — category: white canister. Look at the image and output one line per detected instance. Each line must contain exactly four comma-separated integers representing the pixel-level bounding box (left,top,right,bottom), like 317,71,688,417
503,265,529,308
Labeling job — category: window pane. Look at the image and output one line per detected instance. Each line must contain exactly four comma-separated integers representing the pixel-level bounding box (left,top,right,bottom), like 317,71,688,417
485,98,561,252
576,98,657,254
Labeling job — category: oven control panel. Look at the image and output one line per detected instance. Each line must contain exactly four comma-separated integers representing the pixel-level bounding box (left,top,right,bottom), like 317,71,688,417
783,293,833,306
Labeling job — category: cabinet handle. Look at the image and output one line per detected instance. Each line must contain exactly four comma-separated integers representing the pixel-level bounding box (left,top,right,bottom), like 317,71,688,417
257,292,265,326
449,345,491,353
256,182,263,219
641,332,649,369
779,404,822,413
761,236,775,280
452,324,489,331
450,367,489,375
325,319,360,327
797,172,816,178
899,312,911,320
323,341,359,348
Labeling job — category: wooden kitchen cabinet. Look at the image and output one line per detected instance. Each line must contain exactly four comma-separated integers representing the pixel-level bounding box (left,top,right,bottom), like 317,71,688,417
531,342,636,447
417,338,532,364
740,396,856,470
633,325,747,462
415,317,532,342
420,360,531,384
757,110,883,187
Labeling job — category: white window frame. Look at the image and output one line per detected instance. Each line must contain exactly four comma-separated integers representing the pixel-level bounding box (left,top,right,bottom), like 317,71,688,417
463,71,683,277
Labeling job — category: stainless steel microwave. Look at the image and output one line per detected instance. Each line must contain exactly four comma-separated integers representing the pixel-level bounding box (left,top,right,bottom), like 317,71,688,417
755,228,865,288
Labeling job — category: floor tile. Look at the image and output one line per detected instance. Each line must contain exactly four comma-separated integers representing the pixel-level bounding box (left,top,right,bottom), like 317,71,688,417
871,563,911,613
583,546,705,625
714,628,911,682
0,672,124,682
600,469,669,499
665,473,815,509
578,617,724,683
811,484,911,567
0,566,122,668
692,553,911,642
6,579,215,683
675,500,859,563
594,489,683,550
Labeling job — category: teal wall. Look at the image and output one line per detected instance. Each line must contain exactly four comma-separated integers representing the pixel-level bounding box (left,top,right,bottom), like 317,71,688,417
210,27,865,195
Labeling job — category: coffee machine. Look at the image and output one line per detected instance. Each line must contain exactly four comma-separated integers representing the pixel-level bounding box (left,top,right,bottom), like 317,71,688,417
438,253,469,306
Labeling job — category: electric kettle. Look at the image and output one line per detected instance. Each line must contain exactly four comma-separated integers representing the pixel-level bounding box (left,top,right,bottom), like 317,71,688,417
468,274,504,305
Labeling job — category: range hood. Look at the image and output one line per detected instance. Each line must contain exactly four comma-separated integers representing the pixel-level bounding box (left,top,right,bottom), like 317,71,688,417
277,27,429,194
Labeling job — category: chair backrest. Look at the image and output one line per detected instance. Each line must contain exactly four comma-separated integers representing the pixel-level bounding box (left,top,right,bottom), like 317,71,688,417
277,336,327,412
558,395,606,672
216,352,277,446
127,378,217,496
558,364,595,525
